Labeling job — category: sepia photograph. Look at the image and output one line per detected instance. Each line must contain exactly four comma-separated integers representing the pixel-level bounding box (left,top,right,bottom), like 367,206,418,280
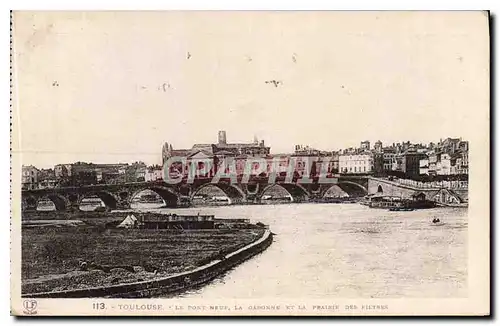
10,10,490,316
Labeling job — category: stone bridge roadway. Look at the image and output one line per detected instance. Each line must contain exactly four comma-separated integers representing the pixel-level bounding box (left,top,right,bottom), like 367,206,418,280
21,175,371,212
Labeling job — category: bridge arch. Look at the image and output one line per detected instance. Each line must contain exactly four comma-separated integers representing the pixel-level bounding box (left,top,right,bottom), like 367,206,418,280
79,191,118,210
377,184,384,193
38,194,68,211
259,184,294,202
322,185,349,198
191,183,246,203
131,186,179,208
433,188,463,204
260,183,310,202
336,181,368,197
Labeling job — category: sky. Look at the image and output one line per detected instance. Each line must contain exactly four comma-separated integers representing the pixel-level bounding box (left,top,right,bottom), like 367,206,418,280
12,11,489,168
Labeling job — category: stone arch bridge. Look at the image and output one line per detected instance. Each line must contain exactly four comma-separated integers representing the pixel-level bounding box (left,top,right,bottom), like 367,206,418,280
367,177,468,204
21,176,370,212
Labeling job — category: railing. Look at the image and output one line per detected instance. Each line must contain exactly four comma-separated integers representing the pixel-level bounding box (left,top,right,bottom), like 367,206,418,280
391,178,468,190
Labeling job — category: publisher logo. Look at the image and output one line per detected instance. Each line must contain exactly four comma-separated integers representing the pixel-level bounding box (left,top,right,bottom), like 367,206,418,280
23,299,38,315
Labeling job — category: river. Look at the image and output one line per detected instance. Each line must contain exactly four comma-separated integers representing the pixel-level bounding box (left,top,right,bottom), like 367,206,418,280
136,203,468,298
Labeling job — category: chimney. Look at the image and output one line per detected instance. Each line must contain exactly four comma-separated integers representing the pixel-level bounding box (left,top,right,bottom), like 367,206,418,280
218,130,227,145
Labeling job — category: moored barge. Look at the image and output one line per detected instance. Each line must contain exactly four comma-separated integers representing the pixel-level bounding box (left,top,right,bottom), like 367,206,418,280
362,192,436,210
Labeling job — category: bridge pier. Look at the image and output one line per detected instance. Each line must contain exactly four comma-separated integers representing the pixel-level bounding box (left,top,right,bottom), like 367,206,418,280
22,195,39,212
244,192,259,204
116,200,132,210
22,206,37,213
65,202,81,212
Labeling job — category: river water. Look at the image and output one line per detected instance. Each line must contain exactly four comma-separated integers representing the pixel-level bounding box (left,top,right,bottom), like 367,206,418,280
137,203,468,298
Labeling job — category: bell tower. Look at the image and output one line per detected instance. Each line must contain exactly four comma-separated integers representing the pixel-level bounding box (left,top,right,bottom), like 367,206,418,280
218,130,227,145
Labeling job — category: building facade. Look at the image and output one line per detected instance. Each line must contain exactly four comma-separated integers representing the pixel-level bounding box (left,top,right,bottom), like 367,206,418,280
145,166,164,182
37,168,57,189
294,145,321,156
331,152,340,173
22,165,39,190
339,153,374,174
162,131,272,179
437,153,452,175
391,154,403,172
401,149,427,178
373,152,384,175
54,164,72,179
383,149,397,171
419,158,429,175
419,140,469,176
54,162,129,186
455,150,469,175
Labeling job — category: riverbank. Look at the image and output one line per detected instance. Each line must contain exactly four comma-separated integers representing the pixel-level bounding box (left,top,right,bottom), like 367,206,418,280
22,218,269,296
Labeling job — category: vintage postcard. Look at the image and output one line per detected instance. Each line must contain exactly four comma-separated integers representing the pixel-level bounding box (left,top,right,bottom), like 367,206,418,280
10,11,490,316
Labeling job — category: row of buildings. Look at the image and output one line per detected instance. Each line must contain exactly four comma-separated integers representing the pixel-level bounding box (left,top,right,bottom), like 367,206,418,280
337,138,469,178
22,131,469,190
22,162,164,190
161,131,337,180
161,131,468,180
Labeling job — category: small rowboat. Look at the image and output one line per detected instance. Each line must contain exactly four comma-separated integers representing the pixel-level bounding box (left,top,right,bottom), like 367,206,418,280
431,218,444,226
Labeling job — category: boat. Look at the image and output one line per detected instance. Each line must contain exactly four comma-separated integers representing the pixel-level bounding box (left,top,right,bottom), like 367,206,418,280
389,207,414,212
363,192,437,210
362,195,405,209
431,218,445,226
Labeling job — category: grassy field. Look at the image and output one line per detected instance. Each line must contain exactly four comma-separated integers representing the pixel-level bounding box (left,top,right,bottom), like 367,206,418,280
22,224,265,294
